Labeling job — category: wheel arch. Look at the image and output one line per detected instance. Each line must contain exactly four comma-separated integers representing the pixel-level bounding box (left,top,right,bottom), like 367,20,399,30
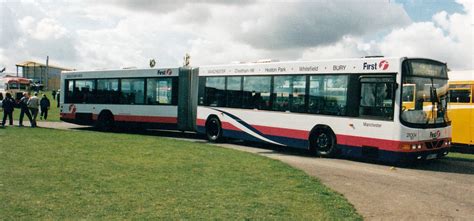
308,124,337,150
97,109,114,121
206,114,220,123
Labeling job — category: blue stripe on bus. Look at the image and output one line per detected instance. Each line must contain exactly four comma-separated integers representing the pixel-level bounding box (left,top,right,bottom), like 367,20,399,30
208,108,266,137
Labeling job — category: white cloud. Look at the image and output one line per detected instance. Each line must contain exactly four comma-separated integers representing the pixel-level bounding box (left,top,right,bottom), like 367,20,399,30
235,0,410,50
0,0,472,73
377,5,472,70
20,17,67,40
301,36,376,60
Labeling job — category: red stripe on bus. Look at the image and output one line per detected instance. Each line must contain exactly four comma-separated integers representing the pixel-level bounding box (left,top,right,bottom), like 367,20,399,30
253,125,309,140
196,119,241,131
60,113,75,119
221,122,241,131
197,119,206,126
114,115,177,124
336,134,400,151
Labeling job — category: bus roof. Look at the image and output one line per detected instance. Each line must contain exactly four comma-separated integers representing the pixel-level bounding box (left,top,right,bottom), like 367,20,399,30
199,57,440,76
448,70,473,82
1,76,30,84
62,67,180,79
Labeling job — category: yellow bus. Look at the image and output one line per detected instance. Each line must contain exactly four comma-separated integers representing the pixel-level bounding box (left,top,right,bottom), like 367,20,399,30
447,70,473,148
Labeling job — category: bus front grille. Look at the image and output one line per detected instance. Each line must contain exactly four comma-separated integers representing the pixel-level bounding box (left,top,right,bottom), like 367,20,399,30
425,140,444,149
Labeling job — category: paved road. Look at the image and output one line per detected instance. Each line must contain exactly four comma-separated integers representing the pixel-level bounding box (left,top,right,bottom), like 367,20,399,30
17,121,474,220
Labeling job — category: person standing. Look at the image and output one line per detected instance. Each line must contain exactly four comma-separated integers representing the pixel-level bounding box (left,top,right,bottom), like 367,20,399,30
52,90,57,100
1,92,15,127
40,94,50,120
28,92,40,127
56,89,60,108
18,92,33,127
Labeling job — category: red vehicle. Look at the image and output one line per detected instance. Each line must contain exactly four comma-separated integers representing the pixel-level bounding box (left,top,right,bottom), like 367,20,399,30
0,76,31,101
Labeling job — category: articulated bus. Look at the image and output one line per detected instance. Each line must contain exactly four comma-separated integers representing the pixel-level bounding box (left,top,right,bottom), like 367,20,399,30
60,57,451,163
447,70,473,149
0,76,31,101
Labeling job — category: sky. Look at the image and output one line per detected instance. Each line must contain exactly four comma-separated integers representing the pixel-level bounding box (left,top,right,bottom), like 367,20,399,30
0,0,472,74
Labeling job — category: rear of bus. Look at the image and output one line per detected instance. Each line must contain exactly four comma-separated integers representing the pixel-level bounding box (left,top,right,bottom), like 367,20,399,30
397,59,451,161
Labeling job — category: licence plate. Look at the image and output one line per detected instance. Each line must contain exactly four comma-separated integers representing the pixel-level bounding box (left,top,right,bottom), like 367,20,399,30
426,153,438,160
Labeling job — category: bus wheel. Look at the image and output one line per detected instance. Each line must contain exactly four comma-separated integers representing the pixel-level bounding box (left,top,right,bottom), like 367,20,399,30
206,116,223,142
310,127,337,157
96,111,114,131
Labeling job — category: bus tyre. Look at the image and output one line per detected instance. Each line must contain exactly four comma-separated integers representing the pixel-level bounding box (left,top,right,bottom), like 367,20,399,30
206,116,223,142
310,127,337,157
96,111,114,131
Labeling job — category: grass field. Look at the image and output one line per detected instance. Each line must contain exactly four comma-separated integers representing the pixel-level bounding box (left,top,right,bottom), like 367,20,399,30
0,127,361,220
447,152,474,161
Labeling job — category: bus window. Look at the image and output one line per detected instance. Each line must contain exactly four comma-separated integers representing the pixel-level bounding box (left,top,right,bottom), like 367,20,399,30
359,77,395,120
65,80,74,103
309,75,348,116
8,82,19,90
226,76,242,108
74,80,96,103
243,76,271,110
291,75,306,113
205,77,226,107
146,78,175,105
449,89,471,103
272,75,306,112
273,76,291,111
97,79,119,104
120,79,145,104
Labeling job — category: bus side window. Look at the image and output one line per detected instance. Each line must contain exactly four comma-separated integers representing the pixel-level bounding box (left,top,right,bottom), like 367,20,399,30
449,89,471,103
308,75,348,116
273,76,291,112
242,76,271,110
359,77,395,120
226,76,242,108
204,77,226,107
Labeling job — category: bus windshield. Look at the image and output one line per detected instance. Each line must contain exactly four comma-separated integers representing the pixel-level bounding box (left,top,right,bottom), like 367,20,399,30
400,59,449,128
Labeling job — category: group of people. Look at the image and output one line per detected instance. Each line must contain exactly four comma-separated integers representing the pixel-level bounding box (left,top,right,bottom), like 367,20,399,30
1,92,51,128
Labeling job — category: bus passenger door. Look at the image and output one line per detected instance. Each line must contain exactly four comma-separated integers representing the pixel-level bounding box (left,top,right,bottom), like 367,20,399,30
177,67,199,131
358,75,396,121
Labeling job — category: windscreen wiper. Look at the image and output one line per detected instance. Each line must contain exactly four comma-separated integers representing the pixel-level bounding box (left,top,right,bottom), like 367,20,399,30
427,78,439,124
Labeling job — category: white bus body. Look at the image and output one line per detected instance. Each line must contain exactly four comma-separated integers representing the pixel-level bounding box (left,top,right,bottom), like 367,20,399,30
197,57,451,162
60,57,451,163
